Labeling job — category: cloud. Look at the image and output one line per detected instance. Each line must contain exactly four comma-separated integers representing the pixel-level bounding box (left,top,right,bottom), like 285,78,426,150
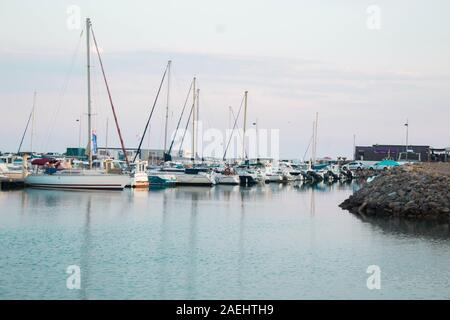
1,48,449,158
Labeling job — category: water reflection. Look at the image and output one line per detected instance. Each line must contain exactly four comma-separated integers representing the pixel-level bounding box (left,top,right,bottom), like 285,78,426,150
158,192,169,298
2,182,448,299
354,214,450,240
80,195,92,300
187,191,199,298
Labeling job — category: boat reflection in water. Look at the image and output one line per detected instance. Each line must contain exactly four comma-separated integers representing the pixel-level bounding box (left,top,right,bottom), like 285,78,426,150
2,182,449,299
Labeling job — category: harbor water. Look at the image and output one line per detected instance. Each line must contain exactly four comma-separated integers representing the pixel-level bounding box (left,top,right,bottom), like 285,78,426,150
0,183,449,299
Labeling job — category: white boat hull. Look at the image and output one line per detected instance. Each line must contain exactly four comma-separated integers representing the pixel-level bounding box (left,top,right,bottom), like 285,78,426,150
0,164,26,182
129,172,149,188
265,174,283,182
25,171,129,190
215,174,240,185
174,173,215,186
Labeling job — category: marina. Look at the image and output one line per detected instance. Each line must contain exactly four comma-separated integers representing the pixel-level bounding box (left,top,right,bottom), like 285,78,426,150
1,2,450,304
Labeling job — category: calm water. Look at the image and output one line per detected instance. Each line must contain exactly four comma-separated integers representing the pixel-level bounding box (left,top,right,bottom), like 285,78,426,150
0,183,449,300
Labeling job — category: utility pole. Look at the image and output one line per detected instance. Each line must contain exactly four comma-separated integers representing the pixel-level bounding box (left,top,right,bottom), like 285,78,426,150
405,119,409,161
77,115,82,148
353,134,356,161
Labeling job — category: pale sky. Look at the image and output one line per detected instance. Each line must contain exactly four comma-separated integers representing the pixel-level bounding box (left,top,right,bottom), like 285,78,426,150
1,0,449,158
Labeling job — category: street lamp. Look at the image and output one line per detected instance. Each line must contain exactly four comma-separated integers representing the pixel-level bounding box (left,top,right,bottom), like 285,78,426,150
404,119,409,161
252,119,259,160
76,117,81,148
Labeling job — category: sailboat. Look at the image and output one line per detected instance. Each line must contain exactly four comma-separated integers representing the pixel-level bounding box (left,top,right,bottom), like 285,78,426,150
25,18,130,190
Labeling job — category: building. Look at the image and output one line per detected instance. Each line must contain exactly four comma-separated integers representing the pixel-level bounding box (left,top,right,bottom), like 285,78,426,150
429,148,450,162
95,147,163,163
65,148,86,159
354,144,430,162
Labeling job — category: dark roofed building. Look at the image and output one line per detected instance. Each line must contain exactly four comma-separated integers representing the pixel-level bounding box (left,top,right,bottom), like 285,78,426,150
354,144,430,162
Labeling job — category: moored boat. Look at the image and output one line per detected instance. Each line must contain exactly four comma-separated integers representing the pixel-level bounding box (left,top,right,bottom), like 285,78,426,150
148,171,177,186
25,170,129,190
24,18,130,190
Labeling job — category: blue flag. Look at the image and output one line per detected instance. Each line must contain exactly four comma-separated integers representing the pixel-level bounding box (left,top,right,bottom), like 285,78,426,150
92,130,98,155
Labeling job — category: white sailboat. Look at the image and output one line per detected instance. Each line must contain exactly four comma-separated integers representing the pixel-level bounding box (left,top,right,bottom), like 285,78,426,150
25,18,130,190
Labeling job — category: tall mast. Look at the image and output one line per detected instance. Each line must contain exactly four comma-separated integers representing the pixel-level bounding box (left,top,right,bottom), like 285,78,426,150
242,91,248,160
256,117,259,159
86,18,93,169
164,60,171,153
30,91,37,154
312,112,318,163
196,88,200,160
191,77,196,161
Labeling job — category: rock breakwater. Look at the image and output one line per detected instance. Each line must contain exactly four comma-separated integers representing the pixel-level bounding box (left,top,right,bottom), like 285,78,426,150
340,163,450,221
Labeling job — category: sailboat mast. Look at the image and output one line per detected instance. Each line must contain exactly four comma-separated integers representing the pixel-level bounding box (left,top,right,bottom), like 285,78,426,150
312,112,318,163
164,60,171,153
256,117,259,159
30,91,37,154
86,18,93,169
242,91,248,160
191,77,196,161
196,88,200,160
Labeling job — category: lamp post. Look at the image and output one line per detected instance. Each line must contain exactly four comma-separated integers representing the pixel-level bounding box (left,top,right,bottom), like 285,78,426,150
404,119,409,161
353,134,356,161
76,117,81,148
252,119,259,159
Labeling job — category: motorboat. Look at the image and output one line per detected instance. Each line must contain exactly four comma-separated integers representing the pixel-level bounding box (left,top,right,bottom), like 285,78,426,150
215,167,239,185
129,161,149,188
148,170,177,186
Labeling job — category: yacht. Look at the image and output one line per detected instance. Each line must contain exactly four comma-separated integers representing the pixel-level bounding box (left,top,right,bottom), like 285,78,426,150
215,167,240,185
24,18,130,190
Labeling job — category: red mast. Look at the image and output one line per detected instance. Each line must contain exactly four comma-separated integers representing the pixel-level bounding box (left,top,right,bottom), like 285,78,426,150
90,25,130,167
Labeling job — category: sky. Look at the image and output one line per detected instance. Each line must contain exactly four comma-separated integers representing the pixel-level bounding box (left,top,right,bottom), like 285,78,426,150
1,0,449,159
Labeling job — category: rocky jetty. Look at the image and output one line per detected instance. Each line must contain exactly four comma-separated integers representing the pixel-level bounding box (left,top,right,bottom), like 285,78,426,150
340,163,450,221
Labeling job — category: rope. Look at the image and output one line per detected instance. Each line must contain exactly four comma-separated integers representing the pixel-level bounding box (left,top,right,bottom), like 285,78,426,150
230,107,247,159
132,63,168,163
178,98,196,156
43,29,83,152
91,25,130,167
17,104,34,153
222,94,245,160
167,79,193,155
